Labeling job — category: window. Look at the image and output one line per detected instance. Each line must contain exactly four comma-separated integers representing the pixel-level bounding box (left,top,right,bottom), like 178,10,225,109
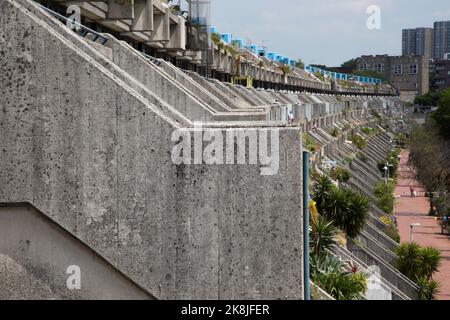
409,64,418,74
359,64,367,71
374,63,384,73
393,64,402,75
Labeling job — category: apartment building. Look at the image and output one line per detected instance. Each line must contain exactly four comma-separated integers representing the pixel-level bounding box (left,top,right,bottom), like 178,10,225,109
356,55,429,102
402,28,433,58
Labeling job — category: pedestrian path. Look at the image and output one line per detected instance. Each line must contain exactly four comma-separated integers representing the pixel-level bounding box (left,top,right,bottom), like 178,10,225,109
395,150,450,300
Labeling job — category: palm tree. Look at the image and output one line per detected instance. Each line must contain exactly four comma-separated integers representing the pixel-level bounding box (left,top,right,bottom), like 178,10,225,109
325,188,368,238
418,247,441,280
310,216,338,258
346,191,370,238
396,243,442,300
312,175,333,214
312,175,368,238
395,242,422,280
395,243,441,281
417,278,440,300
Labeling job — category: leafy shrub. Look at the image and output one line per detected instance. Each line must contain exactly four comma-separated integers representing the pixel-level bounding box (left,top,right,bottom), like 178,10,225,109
361,127,377,136
332,128,340,137
350,135,367,150
380,216,400,243
303,134,317,153
378,149,400,178
374,181,395,215
359,154,368,162
395,133,407,148
330,167,351,183
310,254,367,300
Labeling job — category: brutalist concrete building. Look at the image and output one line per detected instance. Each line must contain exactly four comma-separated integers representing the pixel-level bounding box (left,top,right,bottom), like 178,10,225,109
356,55,429,102
0,0,413,301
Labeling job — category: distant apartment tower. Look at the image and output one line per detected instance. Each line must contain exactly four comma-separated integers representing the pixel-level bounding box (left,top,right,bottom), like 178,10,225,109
402,28,433,58
356,55,429,102
433,21,450,59
431,54,450,91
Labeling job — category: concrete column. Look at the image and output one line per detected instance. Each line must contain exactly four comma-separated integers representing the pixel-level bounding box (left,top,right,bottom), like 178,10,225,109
132,0,153,32
167,15,186,50
148,5,170,45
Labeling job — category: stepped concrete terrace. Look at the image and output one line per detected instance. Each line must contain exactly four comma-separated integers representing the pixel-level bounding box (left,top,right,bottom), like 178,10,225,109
184,71,250,110
310,115,418,299
0,0,413,301
270,91,413,301
0,0,305,299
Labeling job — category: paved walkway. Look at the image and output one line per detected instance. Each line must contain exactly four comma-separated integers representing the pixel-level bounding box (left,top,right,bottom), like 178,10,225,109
395,150,450,300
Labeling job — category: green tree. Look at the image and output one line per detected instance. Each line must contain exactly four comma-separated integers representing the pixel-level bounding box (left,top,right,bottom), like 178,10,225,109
295,59,305,69
341,59,356,69
414,91,441,107
311,64,328,70
409,121,449,214
433,88,450,139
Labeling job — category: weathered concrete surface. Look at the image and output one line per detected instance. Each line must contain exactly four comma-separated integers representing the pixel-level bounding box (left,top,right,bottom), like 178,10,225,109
0,204,154,300
0,0,304,300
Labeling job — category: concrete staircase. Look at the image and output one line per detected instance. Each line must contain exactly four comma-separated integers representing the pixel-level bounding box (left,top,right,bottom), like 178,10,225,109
0,0,304,300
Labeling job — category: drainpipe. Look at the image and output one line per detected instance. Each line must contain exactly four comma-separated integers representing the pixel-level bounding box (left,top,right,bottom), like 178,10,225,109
303,151,311,300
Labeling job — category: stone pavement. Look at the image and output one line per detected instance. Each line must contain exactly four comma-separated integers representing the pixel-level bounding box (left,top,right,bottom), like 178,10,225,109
395,150,450,300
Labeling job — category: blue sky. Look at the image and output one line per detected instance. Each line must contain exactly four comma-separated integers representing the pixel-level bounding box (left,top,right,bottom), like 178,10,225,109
209,0,450,66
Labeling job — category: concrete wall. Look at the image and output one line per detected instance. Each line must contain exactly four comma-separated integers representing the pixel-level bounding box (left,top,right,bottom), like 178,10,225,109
0,204,154,300
0,0,304,300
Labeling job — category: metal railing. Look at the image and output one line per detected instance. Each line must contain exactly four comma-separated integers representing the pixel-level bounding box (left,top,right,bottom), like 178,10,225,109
35,3,108,45
141,53,162,66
